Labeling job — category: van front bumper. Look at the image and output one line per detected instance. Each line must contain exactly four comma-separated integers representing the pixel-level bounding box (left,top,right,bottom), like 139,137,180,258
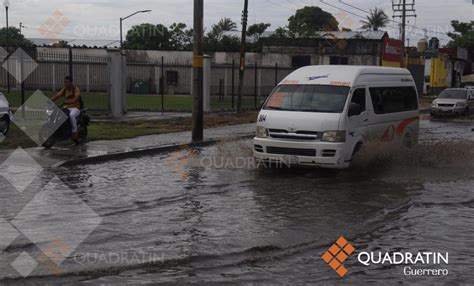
253,137,349,169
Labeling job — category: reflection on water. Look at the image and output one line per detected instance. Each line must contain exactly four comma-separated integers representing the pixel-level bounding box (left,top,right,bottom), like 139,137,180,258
0,120,473,285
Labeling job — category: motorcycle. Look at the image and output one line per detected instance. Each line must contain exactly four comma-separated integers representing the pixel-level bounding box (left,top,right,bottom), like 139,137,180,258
40,103,90,148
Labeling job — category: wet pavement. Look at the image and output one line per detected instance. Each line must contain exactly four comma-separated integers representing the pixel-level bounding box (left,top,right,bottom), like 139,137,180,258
0,119,473,285
0,124,256,168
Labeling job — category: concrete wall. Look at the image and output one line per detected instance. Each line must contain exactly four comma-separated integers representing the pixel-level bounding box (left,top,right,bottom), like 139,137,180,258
1,47,381,97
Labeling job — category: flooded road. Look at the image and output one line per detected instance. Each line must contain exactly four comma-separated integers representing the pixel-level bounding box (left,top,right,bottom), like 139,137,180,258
1,119,473,285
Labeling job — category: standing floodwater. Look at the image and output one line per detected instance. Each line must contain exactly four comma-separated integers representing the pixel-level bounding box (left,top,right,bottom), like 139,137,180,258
0,119,473,285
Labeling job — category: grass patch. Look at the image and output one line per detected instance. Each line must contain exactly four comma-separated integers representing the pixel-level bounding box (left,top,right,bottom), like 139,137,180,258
2,89,258,112
89,112,258,141
0,124,37,149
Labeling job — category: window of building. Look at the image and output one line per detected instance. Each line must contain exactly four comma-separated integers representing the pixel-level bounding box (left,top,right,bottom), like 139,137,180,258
291,56,311,69
330,56,349,65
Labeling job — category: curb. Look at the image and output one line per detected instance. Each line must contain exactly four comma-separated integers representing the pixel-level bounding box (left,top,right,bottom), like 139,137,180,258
54,134,255,168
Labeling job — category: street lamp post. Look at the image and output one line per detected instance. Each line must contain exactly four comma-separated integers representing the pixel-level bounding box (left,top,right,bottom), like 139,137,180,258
4,0,10,93
119,10,151,53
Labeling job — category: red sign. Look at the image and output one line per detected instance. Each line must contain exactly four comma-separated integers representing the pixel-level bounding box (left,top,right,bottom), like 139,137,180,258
383,38,402,62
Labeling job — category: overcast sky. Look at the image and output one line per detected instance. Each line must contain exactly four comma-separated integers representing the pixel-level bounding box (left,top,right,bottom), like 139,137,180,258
4,0,473,45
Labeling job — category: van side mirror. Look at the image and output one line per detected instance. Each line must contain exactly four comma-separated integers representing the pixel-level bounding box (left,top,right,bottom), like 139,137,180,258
259,99,266,109
348,103,362,117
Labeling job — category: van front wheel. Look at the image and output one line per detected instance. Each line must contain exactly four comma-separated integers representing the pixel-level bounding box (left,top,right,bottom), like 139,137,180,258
352,142,363,158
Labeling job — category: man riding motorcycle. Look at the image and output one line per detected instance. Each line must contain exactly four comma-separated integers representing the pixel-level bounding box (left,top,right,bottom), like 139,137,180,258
51,76,81,140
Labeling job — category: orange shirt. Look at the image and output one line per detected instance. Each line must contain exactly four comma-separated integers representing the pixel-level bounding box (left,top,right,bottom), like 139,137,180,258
56,86,81,109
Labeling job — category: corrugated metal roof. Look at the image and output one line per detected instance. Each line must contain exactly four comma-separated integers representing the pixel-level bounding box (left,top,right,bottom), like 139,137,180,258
261,30,388,40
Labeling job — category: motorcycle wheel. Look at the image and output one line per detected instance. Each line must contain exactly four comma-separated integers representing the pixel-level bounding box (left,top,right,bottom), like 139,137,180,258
74,126,88,145
42,136,56,149
40,127,56,149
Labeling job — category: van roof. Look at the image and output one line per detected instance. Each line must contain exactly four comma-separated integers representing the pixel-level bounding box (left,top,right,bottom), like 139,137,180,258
280,65,412,87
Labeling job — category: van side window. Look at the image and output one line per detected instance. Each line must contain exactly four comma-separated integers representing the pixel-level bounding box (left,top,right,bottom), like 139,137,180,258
369,86,418,114
351,88,366,112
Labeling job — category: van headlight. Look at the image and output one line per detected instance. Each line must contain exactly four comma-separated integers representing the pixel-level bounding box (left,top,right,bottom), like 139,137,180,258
256,126,268,138
456,102,466,107
431,102,438,107
322,131,346,142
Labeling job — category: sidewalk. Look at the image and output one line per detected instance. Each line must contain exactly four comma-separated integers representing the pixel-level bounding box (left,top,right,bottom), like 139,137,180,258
0,124,256,168
92,111,192,122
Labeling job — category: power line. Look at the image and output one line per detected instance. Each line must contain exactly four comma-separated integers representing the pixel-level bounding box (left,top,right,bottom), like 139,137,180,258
392,0,417,67
265,0,299,11
317,0,367,20
336,0,451,39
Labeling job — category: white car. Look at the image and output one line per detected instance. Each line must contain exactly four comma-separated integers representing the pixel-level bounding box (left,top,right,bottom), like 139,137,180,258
254,65,420,169
0,92,11,136
431,88,474,117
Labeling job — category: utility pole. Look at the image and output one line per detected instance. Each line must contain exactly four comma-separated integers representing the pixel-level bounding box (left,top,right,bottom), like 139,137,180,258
4,0,10,93
392,0,416,68
237,0,249,113
192,0,204,142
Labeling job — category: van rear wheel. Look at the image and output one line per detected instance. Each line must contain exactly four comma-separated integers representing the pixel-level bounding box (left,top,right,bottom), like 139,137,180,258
403,133,413,148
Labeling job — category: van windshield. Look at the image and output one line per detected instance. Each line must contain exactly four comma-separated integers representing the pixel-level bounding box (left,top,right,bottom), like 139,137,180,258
263,85,350,113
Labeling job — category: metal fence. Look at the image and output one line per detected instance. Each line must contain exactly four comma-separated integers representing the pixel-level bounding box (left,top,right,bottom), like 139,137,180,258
125,58,294,112
0,48,294,113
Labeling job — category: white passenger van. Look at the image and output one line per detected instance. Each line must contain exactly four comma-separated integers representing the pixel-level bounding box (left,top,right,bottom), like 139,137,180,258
254,65,420,169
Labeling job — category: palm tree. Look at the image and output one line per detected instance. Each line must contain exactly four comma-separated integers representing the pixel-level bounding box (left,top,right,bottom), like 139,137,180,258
209,17,238,40
216,17,238,32
360,8,389,31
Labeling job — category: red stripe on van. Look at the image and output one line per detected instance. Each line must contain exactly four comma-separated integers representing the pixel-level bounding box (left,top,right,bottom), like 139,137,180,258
395,117,419,136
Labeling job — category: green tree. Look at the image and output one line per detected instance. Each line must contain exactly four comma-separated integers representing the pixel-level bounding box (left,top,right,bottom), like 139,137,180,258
447,20,474,49
208,17,238,41
124,23,172,50
247,23,271,41
169,22,193,51
288,6,338,37
269,26,291,39
0,27,33,47
360,7,389,31
216,17,238,32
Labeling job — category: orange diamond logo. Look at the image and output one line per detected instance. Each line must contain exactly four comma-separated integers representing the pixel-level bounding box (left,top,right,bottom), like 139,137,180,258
321,236,355,278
